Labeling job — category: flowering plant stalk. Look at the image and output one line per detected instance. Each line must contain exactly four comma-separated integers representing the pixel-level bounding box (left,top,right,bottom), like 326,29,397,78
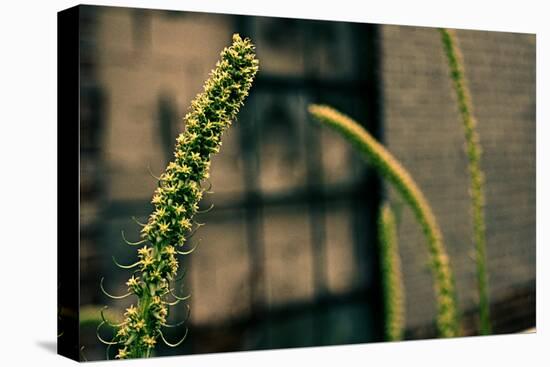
378,203,405,341
439,28,491,335
98,34,259,359
308,104,460,337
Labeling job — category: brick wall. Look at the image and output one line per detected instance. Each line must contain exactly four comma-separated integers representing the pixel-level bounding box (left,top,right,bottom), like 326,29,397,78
380,25,535,333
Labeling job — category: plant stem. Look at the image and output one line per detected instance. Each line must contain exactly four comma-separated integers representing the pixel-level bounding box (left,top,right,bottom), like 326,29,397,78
439,28,491,335
309,104,460,337
378,203,405,341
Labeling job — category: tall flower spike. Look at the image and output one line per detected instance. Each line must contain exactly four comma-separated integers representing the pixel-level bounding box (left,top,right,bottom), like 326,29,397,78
439,28,490,335
308,104,460,338
378,203,405,341
104,33,259,360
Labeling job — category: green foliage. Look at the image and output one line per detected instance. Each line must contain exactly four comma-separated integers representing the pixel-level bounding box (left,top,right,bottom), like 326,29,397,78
378,203,405,341
308,104,460,337
439,28,491,335
98,34,259,359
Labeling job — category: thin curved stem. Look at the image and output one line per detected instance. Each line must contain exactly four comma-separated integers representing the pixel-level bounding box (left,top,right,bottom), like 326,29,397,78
200,179,214,194
169,288,191,301
121,230,148,246
112,256,141,270
159,328,188,347
100,277,132,300
101,307,127,328
165,298,183,307
147,164,162,180
97,321,118,345
131,216,147,227
176,239,201,256
80,346,88,362
106,342,113,361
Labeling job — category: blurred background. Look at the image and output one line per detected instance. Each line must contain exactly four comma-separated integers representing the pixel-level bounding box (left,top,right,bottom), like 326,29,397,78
77,5,535,360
